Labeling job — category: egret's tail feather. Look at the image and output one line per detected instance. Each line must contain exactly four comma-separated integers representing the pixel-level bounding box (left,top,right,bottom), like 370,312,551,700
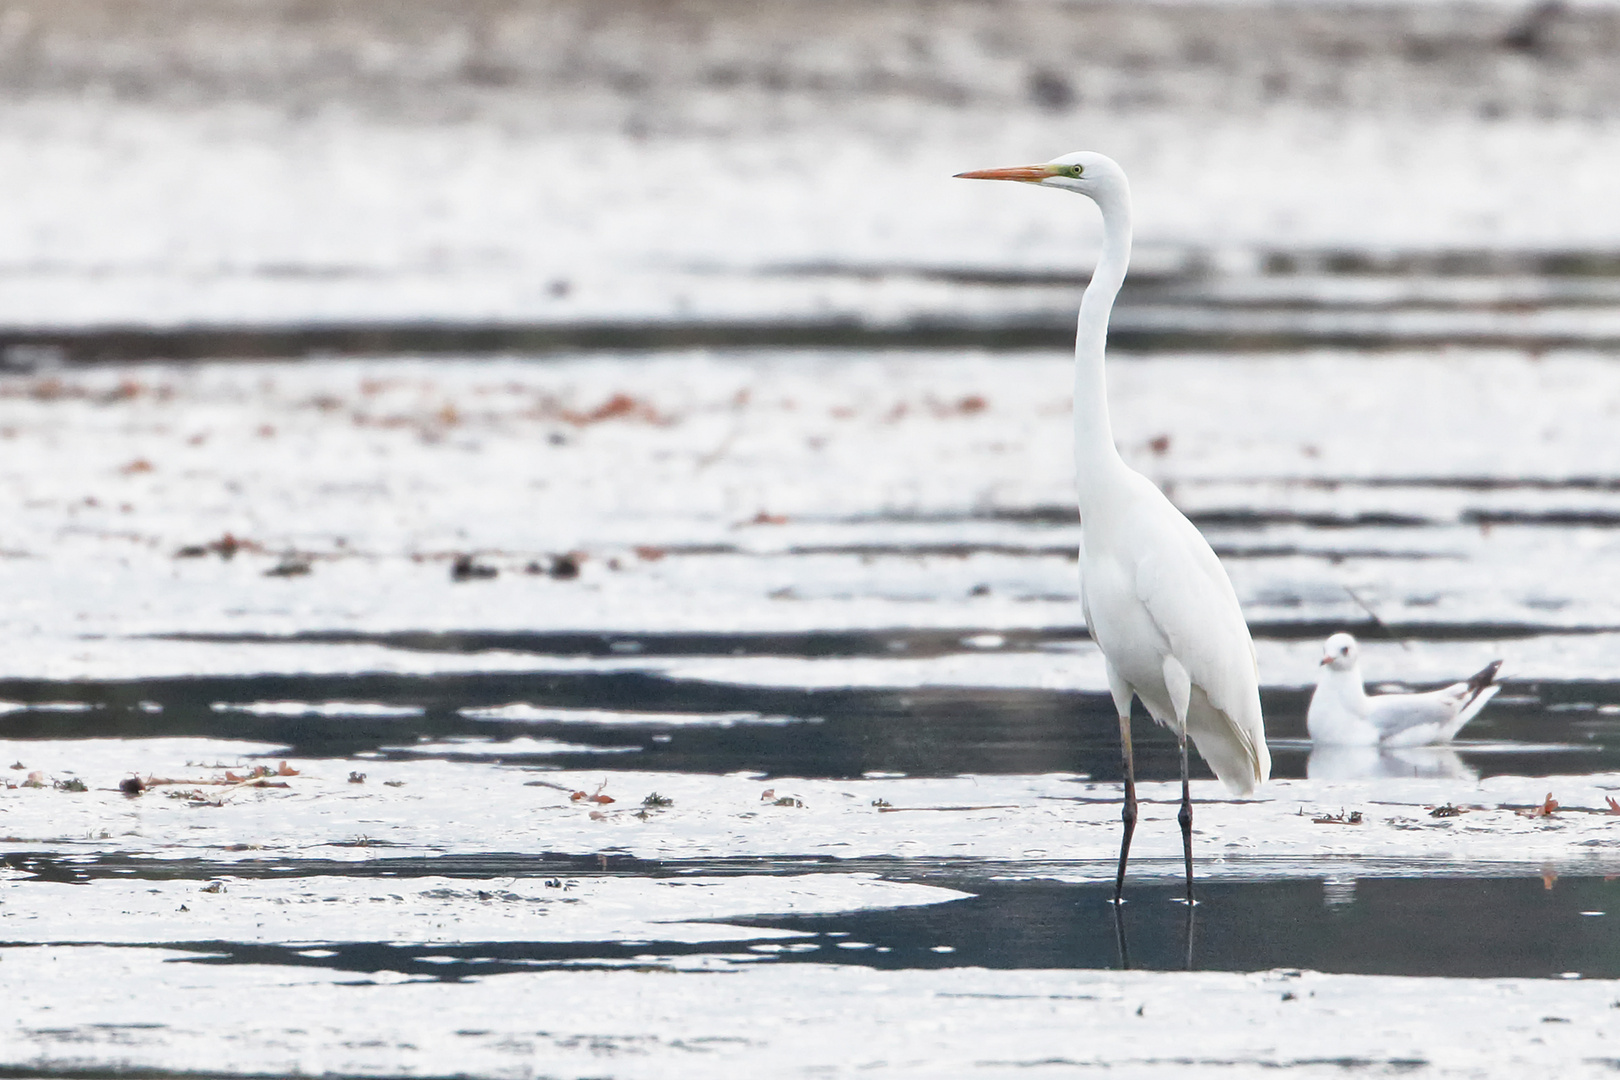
1184,686,1269,797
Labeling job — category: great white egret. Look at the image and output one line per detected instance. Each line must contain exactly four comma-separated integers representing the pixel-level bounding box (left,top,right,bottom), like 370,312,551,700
956,152,1269,904
1309,632,1502,746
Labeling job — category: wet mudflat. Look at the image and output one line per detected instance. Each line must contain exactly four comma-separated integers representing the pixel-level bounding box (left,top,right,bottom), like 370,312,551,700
4,0,1620,1070
6,346,1620,1075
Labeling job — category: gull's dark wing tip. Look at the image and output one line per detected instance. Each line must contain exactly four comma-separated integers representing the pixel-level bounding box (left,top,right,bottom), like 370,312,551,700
1465,659,1504,698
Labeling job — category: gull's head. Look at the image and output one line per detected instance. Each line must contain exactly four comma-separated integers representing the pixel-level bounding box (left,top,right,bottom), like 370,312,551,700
1320,633,1360,672
954,151,1127,204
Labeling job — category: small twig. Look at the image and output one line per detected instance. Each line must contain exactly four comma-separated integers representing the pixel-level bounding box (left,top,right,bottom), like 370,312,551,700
142,776,250,788
876,804,1023,814
1342,584,1413,651
194,777,292,806
694,421,744,471
522,778,579,794
1311,809,1364,825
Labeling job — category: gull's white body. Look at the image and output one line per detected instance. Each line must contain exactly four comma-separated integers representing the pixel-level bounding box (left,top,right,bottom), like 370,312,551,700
1307,632,1501,747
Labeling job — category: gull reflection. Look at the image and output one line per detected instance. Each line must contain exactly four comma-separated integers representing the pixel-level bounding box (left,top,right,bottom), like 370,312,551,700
1307,744,1476,781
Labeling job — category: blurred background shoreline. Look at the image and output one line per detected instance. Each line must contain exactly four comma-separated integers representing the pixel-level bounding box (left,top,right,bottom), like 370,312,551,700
0,0,1618,358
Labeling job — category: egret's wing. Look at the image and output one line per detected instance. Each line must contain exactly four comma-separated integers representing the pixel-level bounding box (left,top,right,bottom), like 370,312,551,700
1132,511,1258,721
1130,497,1268,792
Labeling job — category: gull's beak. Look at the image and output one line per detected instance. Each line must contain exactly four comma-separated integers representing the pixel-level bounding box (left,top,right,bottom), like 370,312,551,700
1319,656,1334,666
954,164,1059,183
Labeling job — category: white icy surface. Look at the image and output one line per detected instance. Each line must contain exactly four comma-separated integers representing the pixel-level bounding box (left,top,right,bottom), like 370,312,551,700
211,700,426,718
459,704,816,727
4,741,1619,878
4,947,1619,1079
379,736,640,757
0,872,963,947
4,350,1620,685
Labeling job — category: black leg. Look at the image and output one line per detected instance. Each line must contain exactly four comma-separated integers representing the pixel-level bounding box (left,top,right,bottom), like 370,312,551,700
1177,729,1195,906
1114,711,1138,905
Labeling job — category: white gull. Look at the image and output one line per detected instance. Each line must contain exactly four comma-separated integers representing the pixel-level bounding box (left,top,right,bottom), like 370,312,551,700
1307,632,1501,747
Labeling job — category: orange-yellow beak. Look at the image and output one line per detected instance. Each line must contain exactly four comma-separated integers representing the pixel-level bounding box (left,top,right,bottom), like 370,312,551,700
954,164,1059,183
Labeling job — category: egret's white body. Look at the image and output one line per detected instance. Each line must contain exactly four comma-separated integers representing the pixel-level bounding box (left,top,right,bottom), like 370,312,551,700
958,151,1268,901
1308,632,1501,747
1079,471,1269,794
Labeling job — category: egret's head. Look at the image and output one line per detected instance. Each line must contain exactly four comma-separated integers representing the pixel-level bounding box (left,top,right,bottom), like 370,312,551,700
954,151,1127,203
1320,633,1360,672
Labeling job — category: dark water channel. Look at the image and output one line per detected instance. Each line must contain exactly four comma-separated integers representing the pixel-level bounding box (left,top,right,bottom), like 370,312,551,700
201,873,1619,981
1,637,1617,781
146,874,1620,980
6,848,1614,980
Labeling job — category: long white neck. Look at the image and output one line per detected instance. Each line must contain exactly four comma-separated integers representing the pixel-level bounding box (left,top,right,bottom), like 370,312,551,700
1073,185,1132,516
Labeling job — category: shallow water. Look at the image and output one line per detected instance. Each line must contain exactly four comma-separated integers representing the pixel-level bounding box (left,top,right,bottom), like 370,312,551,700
1,662,1615,782
6,857,1613,981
